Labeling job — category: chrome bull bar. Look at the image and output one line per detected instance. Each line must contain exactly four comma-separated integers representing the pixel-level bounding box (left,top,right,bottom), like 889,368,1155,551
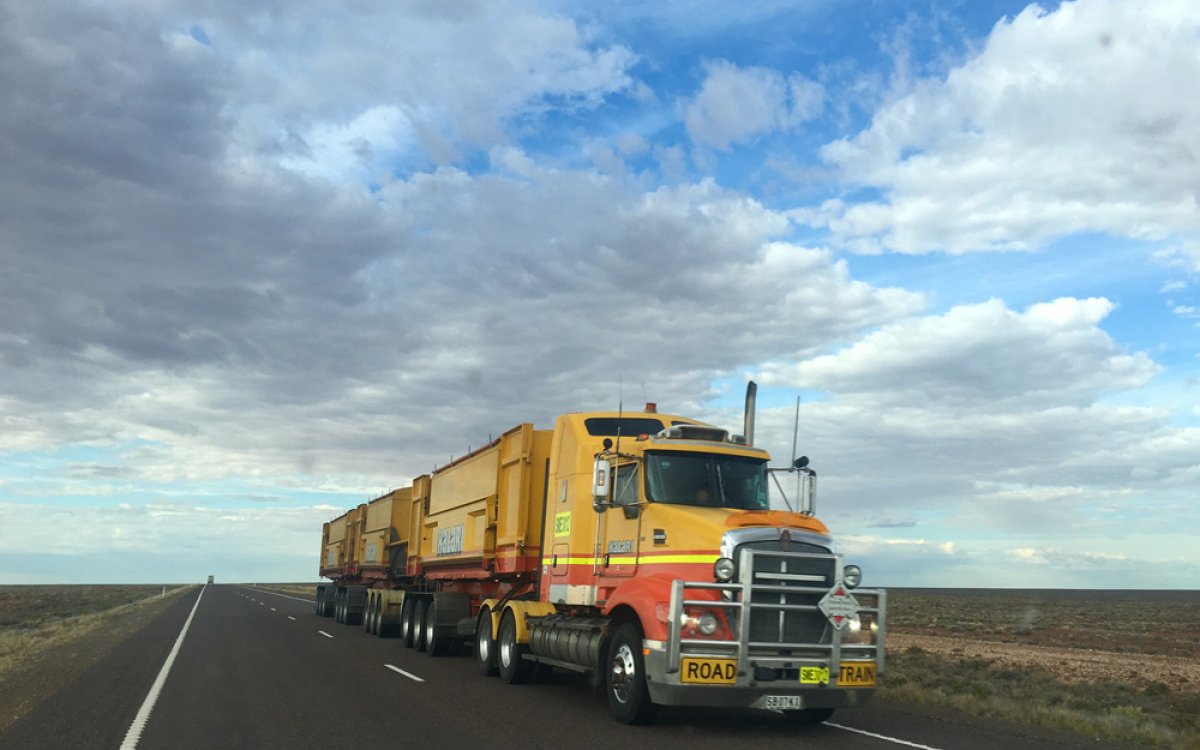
665,547,886,680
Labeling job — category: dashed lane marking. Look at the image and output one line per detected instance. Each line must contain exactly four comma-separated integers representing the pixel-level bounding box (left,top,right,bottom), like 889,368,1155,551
287,616,296,621
119,586,205,749
318,631,334,639
385,664,425,682
239,587,314,604
828,723,946,749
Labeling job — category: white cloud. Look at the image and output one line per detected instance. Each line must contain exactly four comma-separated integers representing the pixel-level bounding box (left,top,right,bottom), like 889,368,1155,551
744,294,1199,554
682,60,824,150
760,297,1157,409
1156,239,1200,274
194,2,639,178
813,0,1200,253
1007,546,1128,567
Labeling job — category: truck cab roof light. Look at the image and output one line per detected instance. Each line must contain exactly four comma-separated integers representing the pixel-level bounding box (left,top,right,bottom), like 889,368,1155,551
655,425,730,443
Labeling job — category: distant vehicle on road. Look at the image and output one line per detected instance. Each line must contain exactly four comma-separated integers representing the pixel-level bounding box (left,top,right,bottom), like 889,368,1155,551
207,575,215,585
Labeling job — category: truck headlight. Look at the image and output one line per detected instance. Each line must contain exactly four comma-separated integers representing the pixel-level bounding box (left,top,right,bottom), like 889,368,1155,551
843,564,862,588
713,557,735,582
842,613,876,644
681,609,721,636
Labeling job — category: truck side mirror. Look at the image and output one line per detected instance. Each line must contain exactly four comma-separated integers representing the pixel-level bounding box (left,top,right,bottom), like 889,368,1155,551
593,457,611,513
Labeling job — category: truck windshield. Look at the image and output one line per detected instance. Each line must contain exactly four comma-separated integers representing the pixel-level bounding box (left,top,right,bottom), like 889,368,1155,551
644,451,769,511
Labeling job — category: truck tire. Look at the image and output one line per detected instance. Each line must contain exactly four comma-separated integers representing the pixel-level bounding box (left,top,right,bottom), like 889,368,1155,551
606,622,657,724
400,597,416,647
497,610,533,684
334,589,345,624
377,593,399,638
344,586,366,626
412,600,428,652
363,593,376,634
370,594,382,635
475,608,497,676
424,599,448,656
783,708,834,724
319,586,335,618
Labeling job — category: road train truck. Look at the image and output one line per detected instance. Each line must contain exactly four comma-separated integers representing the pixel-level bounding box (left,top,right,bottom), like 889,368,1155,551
316,384,885,724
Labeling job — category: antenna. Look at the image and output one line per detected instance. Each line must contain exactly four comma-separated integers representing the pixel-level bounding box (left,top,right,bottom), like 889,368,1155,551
792,395,801,511
791,395,801,464
615,396,623,456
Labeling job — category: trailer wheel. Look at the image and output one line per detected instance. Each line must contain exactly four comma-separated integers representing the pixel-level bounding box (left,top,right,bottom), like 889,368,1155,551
400,597,416,647
412,600,428,652
475,608,497,676
783,708,834,725
606,622,657,724
371,594,383,635
317,586,335,618
363,593,375,634
424,598,449,656
497,610,533,684
334,589,345,624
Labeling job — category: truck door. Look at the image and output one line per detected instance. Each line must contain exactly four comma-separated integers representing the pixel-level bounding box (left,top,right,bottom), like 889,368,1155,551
598,462,640,577
545,475,588,604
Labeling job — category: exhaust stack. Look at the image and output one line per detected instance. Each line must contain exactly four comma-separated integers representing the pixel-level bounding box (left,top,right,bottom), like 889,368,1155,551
743,381,757,447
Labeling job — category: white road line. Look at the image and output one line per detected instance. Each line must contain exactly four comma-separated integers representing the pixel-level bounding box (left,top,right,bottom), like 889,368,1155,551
119,586,205,750
238,587,314,604
287,616,296,621
258,602,264,606
828,723,945,750
270,608,276,612
318,631,334,638
384,664,425,682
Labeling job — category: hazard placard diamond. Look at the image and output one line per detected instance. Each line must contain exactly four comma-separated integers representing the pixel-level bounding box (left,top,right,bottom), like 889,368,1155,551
818,584,859,630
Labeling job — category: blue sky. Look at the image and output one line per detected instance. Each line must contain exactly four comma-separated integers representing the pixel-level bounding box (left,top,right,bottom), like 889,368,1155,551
1,0,1198,587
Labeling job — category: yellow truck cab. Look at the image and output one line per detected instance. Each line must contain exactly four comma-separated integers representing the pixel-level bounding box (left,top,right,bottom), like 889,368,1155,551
514,397,885,723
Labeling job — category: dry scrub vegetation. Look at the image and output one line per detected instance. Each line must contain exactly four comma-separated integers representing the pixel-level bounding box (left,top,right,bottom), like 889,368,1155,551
882,588,1200,748
0,585,190,682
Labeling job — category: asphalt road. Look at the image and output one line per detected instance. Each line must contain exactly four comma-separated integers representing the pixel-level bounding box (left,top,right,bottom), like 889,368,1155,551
0,585,1131,749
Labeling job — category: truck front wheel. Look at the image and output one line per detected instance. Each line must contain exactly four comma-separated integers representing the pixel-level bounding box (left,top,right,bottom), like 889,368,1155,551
497,610,533,684
606,622,657,724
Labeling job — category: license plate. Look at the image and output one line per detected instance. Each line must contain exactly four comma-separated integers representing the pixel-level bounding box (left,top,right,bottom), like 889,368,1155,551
800,666,829,685
680,657,737,684
838,661,876,687
764,695,803,710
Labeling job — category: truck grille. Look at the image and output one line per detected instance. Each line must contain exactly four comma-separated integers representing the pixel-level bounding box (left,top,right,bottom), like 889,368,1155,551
737,542,834,646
